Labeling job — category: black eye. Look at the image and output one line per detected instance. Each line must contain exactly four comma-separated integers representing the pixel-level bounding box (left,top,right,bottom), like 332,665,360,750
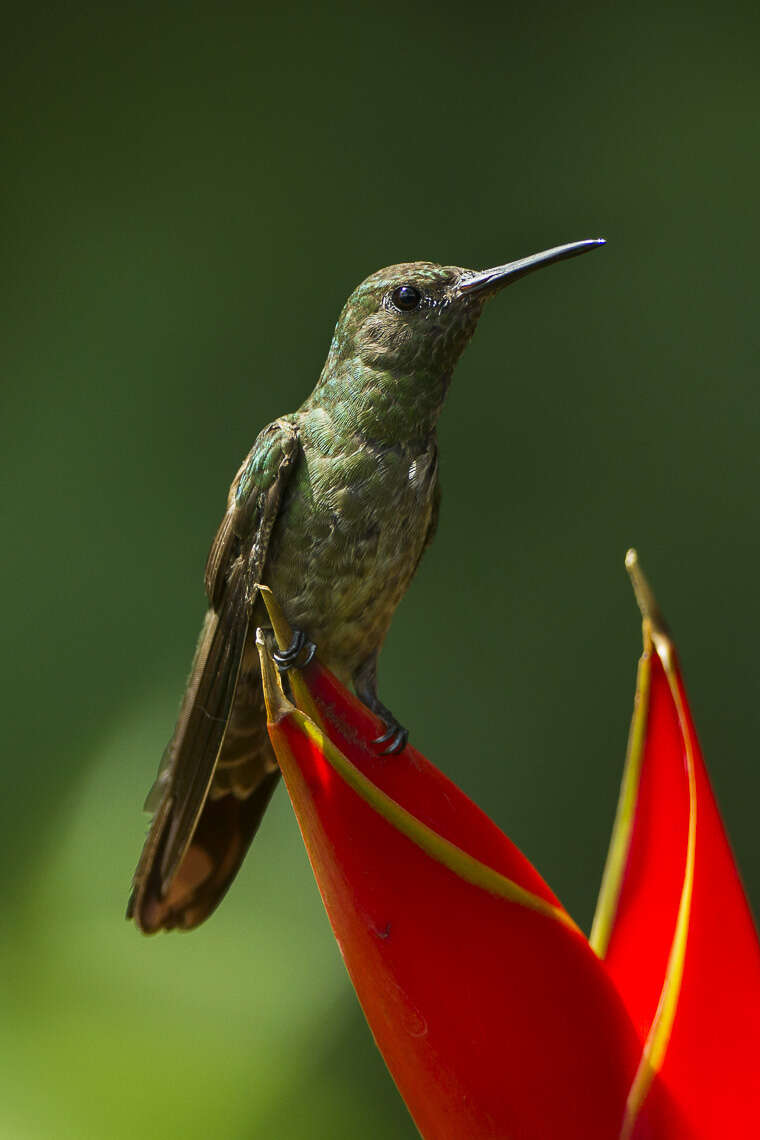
391,284,422,312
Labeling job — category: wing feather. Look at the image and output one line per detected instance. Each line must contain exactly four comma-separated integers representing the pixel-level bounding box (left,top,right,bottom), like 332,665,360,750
128,418,299,931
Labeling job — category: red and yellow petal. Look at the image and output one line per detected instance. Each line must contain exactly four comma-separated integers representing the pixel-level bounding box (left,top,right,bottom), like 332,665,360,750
591,552,760,1138
256,606,642,1140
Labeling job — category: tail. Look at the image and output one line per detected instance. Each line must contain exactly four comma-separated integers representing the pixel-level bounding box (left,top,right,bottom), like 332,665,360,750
128,761,279,933
128,574,279,933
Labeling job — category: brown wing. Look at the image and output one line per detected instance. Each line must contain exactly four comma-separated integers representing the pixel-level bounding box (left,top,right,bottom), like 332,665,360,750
128,418,299,932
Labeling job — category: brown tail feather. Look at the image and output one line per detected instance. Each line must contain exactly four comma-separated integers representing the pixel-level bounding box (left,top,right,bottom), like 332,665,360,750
128,593,280,933
128,767,280,933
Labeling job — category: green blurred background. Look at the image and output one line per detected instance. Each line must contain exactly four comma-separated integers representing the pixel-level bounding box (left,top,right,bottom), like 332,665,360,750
2,2,759,1136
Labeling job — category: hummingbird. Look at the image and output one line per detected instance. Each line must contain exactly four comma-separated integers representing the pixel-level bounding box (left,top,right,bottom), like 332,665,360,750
128,238,605,933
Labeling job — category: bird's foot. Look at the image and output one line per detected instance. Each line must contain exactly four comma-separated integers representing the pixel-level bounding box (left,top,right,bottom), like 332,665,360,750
271,628,317,674
373,716,409,756
352,657,409,756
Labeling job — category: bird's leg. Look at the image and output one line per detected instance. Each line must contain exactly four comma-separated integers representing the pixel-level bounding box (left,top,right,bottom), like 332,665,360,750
353,653,409,756
271,628,316,674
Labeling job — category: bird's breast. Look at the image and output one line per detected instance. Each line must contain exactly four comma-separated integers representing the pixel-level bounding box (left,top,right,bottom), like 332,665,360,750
265,433,437,677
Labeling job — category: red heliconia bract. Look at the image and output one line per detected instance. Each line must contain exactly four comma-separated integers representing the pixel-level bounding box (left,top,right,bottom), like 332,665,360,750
256,594,645,1139
590,552,760,1138
255,554,760,1140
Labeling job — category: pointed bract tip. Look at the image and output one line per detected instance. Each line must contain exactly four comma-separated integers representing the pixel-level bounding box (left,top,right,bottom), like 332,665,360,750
255,626,293,724
256,583,294,654
625,549,670,640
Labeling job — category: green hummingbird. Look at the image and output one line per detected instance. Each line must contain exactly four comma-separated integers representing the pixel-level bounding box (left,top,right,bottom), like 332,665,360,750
128,238,605,933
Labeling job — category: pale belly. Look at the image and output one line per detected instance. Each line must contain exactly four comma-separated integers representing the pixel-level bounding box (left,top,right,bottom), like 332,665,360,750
263,434,438,683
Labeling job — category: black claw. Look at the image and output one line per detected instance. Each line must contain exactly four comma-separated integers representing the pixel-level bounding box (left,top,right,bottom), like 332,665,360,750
373,722,409,756
272,629,317,674
373,724,396,745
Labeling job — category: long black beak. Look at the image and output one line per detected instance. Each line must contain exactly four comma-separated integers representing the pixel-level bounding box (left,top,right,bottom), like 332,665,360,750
458,238,606,296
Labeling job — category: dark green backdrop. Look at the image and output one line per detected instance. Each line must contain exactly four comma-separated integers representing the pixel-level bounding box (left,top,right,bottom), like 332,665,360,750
3,3,758,1136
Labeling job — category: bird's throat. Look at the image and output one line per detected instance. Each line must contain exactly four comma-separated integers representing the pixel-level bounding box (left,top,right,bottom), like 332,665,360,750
307,356,451,447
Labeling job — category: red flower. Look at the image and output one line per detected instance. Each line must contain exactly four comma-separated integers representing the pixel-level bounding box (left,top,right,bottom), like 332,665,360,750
256,551,760,1139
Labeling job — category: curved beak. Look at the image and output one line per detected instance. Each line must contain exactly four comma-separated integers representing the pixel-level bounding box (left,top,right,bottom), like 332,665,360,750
458,238,606,297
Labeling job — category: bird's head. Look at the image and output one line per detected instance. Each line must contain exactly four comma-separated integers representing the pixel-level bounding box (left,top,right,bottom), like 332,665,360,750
328,240,605,379
311,240,605,441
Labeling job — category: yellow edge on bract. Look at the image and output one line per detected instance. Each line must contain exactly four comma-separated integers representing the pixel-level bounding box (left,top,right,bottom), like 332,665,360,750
618,551,698,1140
254,627,580,937
590,638,652,957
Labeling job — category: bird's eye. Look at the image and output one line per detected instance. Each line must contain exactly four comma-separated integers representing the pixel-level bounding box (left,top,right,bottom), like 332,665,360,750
391,284,422,312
